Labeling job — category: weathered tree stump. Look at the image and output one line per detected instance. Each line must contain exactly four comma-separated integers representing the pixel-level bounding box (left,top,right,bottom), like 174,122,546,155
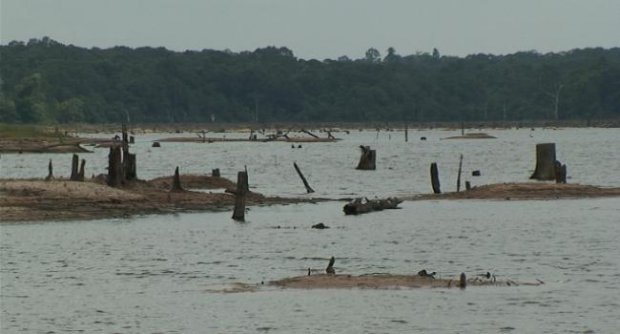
232,171,249,221
554,161,567,184
171,166,183,191
356,146,376,170
70,154,79,181
212,168,220,177
465,181,471,190
293,162,314,193
125,153,137,181
78,159,86,182
456,154,463,192
107,146,123,187
152,142,161,148
45,159,54,181
430,162,441,194
530,143,557,180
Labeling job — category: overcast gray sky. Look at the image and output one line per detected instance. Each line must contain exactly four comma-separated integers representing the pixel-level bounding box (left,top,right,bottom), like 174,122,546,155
1,0,619,60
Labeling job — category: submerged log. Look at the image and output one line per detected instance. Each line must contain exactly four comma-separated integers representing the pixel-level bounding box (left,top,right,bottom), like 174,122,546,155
356,146,376,170
430,162,441,194
343,197,402,215
232,171,249,221
530,143,557,180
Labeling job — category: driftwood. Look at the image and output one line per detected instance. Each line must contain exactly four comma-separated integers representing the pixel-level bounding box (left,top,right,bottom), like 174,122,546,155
356,146,376,170
343,197,402,215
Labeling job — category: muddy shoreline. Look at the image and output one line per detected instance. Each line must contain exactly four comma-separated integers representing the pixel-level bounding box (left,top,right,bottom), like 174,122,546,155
2,178,619,223
0,175,327,223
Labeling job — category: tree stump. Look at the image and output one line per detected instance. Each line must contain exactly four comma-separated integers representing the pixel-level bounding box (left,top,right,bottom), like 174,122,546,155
554,161,567,184
45,159,54,181
356,146,376,170
78,159,86,182
70,154,79,181
232,171,249,221
430,162,441,194
530,143,557,180
212,168,220,177
107,146,123,187
125,153,137,181
171,166,183,191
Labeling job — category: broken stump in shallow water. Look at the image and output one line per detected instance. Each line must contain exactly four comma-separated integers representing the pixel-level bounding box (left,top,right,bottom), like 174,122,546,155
343,197,402,215
430,162,441,194
125,153,137,181
45,159,54,181
232,171,249,221
107,146,123,187
356,146,376,170
211,168,220,177
171,166,183,191
70,154,79,181
326,257,335,274
530,143,557,180
78,159,86,182
554,161,567,184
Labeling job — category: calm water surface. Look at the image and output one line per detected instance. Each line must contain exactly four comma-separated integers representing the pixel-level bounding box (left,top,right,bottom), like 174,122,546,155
1,128,619,333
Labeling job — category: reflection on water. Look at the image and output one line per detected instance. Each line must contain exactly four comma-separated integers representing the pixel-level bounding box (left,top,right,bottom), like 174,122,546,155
2,128,620,333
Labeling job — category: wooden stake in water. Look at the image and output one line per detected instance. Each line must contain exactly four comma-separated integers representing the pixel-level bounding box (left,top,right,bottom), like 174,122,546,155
456,154,463,192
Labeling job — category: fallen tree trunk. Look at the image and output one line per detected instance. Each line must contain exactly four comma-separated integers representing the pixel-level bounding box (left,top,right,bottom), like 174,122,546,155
343,197,402,215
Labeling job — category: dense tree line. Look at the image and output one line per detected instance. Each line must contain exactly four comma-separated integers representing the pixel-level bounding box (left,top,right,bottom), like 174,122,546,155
1,37,619,124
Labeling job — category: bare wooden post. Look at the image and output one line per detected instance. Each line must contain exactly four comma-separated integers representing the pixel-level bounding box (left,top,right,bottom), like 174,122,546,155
171,166,183,191
530,143,557,180
45,159,54,181
212,168,220,177
70,154,79,181
456,154,463,192
430,162,441,194
232,171,248,221
293,162,314,193
356,146,376,170
107,146,123,187
78,159,86,182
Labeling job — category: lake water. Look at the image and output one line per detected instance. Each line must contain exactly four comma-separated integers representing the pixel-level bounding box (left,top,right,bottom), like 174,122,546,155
1,128,620,333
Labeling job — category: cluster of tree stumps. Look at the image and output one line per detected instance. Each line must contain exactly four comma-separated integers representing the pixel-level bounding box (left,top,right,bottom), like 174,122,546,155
107,124,137,187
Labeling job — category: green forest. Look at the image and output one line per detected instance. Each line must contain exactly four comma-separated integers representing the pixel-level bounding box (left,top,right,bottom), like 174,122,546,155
1,37,619,124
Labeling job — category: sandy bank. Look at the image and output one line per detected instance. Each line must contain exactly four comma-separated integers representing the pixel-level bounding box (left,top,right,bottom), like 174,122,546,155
0,176,323,223
413,182,620,201
269,273,543,290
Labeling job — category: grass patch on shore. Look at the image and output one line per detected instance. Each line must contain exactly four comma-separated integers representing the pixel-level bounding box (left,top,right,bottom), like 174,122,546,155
0,124,57,139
